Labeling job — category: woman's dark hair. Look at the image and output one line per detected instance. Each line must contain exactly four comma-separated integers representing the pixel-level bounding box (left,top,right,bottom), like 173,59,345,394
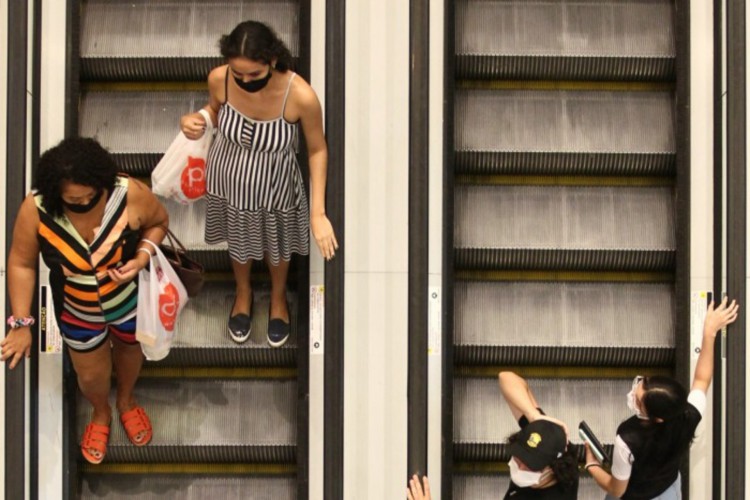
635,376,695,465
219,21,293,71
506,432,579,491
33,137,119,218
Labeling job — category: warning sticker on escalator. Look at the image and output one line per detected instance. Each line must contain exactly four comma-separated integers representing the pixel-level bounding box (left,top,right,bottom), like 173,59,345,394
310,285,325,355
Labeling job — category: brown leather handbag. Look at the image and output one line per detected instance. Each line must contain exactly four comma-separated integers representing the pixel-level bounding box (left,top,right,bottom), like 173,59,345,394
159,228,205,297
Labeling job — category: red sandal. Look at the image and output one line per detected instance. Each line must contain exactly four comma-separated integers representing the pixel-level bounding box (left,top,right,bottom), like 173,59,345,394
120,405,153,447
81,421,110,464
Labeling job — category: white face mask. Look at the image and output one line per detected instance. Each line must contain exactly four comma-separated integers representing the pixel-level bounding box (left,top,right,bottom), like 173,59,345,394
508,458,543,488
627,376,648,419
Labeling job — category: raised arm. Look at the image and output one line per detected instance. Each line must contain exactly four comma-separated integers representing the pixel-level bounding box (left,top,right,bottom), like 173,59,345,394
498,371,542,421
693,296,739,393
297,81,338,261
1,195,41,369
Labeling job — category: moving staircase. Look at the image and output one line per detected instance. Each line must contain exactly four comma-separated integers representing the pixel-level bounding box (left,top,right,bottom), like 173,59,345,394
449,1,681,498
73,1,308,498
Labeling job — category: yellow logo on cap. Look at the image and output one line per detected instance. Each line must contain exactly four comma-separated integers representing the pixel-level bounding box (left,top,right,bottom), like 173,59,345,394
527,432,542,448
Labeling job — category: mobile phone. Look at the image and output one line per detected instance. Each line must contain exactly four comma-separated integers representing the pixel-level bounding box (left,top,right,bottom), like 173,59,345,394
579,421,610,464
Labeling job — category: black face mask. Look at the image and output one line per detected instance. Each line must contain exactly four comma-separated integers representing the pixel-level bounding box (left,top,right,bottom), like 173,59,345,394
63,189,104,214
234,68,272,93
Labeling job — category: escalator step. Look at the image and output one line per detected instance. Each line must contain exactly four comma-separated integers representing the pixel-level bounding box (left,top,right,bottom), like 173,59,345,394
454,248,674,272
455,0,674,81
161,282,297,367
454,185,675,258
79,90,207,177
80,474,295,500
453,377,633,461
76,378,297,463
80,0,300,82
455,345,673,368
455,150,674,177
456,281,673,348
455,89,674,176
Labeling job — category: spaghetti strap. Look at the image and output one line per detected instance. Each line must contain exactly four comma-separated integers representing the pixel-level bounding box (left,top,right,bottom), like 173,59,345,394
223,66,230,104
280,73,296,119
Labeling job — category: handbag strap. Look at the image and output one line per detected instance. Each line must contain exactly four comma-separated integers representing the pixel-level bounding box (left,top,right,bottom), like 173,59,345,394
154,225,190,267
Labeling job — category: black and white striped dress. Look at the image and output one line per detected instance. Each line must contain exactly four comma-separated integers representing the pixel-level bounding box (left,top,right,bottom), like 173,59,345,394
205,72,309,265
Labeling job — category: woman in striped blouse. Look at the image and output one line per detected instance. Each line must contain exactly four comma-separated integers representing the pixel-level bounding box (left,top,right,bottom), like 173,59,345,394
2,137,169,464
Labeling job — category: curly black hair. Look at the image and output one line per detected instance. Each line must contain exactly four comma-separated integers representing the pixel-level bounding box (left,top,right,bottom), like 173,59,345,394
33,137,119,218
219,21,294,71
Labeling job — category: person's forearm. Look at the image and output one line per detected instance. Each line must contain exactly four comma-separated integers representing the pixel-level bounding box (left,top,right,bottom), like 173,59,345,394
587,466,623,497
498,371,542,420
693,329,717,389
308,148,328,216
7,259,37,320
135,217,169,269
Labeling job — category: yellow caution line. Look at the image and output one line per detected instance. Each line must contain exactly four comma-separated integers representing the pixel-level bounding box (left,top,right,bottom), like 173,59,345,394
454,462,509,474
457,80,673,92
455,271,674,283
82,463,296,475
139,367,297,379
456,175,674,187
456,366,672,379
82,82,208,92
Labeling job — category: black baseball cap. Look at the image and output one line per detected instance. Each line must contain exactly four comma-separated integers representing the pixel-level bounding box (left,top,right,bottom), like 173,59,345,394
508,420,567,471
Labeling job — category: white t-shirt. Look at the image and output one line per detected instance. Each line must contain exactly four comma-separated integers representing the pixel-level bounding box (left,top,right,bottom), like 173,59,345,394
611,389,707,480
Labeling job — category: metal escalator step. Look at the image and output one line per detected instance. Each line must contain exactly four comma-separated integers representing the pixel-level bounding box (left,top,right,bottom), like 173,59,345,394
77,378,297,463
454,474,604,500
456,55,674,82
79,90,207,176
455,248,674,272
80,474,295,499
81,56,298,83
455,345,673,367
80,0,300,82
455,89,674,176
455,185,675,271
453,377,632,462
456,281,673,347
455,0,674,81
456,151,674,176
163,282,297,367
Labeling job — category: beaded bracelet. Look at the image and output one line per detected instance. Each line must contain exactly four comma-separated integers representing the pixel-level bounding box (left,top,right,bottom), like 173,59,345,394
7,315,35,329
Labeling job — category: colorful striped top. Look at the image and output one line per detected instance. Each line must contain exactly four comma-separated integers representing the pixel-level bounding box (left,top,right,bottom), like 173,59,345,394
35,175,140,325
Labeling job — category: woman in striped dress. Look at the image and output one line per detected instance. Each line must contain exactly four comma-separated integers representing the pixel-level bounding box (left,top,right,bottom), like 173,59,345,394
2,138,169,464
181,21,337,347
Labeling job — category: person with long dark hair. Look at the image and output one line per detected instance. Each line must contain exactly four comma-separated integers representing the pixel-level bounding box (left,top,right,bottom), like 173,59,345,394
180,21,337,347
1,137,169,464
498,371,580,498
585,297,739,499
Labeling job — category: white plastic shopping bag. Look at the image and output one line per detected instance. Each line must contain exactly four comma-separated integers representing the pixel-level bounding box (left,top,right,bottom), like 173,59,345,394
151,108,214,204
135,240,189,361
